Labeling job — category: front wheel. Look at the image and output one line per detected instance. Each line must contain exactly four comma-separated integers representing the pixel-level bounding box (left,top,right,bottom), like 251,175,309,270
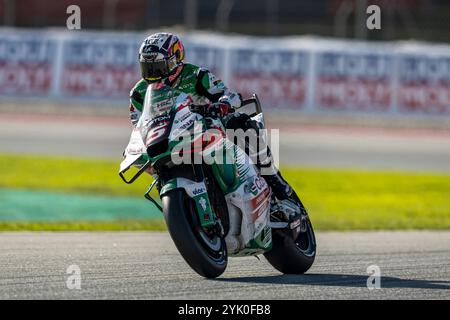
161,189,227,278
264,216,316,274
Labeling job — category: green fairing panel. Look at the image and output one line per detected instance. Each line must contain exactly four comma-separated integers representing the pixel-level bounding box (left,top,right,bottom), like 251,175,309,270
209,139,243,194
211,161,236,194
191,194,215,228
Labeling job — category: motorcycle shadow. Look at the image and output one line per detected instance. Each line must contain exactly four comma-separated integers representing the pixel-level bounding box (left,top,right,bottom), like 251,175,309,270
216,273,450,290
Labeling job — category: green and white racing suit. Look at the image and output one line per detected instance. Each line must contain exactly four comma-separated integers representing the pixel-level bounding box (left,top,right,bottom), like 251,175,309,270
128,63,242,127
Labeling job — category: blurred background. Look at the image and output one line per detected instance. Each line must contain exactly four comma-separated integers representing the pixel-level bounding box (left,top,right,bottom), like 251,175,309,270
0,0,449,231
2,0,449,41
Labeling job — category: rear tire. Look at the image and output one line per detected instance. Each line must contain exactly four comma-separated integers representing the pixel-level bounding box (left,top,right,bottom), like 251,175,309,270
264,218,316,274
161,189,227,278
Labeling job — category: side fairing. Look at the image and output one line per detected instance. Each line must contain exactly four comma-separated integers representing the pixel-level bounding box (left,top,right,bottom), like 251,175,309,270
219,142,273,255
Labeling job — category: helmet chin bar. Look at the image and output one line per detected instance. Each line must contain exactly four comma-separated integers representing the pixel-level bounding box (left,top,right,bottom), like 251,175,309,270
140,54,180,84
144,65,184,86
144,77,162,84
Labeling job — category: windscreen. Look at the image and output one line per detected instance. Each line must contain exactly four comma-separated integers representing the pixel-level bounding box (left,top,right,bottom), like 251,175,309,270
145,84,175,118
136,84,176,141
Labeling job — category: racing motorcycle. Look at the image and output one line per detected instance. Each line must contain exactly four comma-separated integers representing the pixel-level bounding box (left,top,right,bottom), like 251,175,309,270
119,84,316,278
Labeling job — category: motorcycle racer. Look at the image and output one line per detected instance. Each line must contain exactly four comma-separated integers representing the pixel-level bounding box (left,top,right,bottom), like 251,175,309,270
128,32,306,222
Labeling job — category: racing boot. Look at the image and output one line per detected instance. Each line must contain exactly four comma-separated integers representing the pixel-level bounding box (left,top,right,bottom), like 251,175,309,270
247,126,308,231
260,158,309,235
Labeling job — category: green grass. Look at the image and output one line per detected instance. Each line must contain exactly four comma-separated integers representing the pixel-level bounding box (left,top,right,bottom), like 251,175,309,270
0,220,167,231
282,167,450,230
0,153,153,197
0,153,449,231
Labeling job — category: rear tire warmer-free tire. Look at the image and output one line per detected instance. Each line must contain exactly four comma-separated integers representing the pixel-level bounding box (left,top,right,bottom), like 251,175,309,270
162,189,227,278
264,220,316,274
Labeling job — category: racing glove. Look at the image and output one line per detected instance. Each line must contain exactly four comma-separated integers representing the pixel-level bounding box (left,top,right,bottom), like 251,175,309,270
208,102,235,118
219,93,243,110
190,102,235,118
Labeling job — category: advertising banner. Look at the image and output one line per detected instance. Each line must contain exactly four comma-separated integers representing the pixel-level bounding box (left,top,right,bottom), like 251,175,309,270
184,40,226,79
0,32,56,96
0,28,449,117
315,51,393,113
230,48,309,110
60,34,141,100
397,54,450,115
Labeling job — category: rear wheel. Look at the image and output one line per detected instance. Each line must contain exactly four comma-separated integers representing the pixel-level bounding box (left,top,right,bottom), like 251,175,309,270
264,211,316,274
161,189,227,278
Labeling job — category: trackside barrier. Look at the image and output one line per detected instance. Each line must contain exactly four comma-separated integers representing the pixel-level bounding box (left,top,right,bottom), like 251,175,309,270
0,28,449,116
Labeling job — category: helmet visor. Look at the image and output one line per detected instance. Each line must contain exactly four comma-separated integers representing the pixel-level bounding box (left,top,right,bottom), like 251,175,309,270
140,60,169,82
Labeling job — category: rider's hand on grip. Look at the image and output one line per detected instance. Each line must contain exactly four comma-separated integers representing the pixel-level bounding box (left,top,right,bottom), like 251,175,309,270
209,102,235,118
189,103,209,116
189,102,234,118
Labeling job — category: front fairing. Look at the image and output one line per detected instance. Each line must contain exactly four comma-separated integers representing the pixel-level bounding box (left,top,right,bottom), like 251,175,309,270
137,84,205,163
120,85,179,180
136,84,175,147
120,83,226,182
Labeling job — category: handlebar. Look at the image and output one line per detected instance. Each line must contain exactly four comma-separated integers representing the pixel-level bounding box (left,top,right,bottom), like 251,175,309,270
190,93,262,118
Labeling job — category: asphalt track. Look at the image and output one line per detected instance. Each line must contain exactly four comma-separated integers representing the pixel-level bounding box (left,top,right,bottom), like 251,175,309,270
0,231,448,299
0,112,449,300
1,112,450,172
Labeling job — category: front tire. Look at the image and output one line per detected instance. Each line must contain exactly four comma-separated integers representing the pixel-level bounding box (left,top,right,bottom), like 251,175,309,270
162,189,227,278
